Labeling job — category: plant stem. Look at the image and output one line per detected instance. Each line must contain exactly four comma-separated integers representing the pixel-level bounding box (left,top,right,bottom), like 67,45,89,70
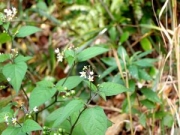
21,87,29,101
69,82,98,135
69,107,87,135
126,93,133,132
112,47,134,134
112,48,125,82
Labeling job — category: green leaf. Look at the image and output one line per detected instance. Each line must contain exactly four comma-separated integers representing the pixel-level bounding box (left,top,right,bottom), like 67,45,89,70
140,37,152,51
162,114,173,127
109,26,117,41
141,88,161,103
53,99,84,127
56,76,83,91
0,54,11,62
139,113,146,127
99,82,129,96
2,61,27,92
3,22,10,31
134,58,157,67
37,80,54,87
37,1,48,10
29,83,57,109
120,31,129,44
128,65,139,79
46,107,64,121
14,55,32,63
0,12,5,25
100,66,116,79
0,103,13,112
77,47,108,62
64,49,76,66
83,80,98,92
99,92,106,101
22,119,42,133
122,94,136,113
16,26,41,38
117,46,129,61
149,67,158,78
80,106,108,135
0,33,11,44
72,121,86,135
140,99,155,109
139,69,152,81
155,111,166,119
135,50,153,59
0,112,12,123
129,80,135,92
101,57,117,66
112,74,124,84
2,126,25,135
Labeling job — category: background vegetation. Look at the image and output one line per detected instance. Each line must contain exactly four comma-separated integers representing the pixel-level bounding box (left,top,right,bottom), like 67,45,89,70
0,0,180,134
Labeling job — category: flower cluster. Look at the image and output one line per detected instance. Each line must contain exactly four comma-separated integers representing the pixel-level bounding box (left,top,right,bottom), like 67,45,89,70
3,7,17,21
3,106,38,126
4,114,17,125
23,106,38,119
11,48,18,57
26,106,38,115
79,66,94,82
11,117,17,125
54,48,64,62
61,89,76,98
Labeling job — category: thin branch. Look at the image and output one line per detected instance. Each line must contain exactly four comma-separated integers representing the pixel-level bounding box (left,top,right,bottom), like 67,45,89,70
21,87,29,101
69,107,87,135
69,85,99,135
88,105,122,113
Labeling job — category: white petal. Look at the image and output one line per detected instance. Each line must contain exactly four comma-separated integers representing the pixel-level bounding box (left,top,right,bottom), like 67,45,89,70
90,71,94,75
79,71,86,78
54,48,60,53
88,76,94,82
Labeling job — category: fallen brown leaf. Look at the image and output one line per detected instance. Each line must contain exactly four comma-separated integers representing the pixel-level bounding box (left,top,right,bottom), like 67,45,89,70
106,114,128,135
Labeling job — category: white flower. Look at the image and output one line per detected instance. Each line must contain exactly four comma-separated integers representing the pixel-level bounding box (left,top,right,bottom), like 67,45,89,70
57,53,63,62
80,66,95,82
12,117,17,125
83,66,88,70
7,77,11,82
89,71,94,75
88,75,94,82
11,7,17,15
55,48,64,62
33,106,38,112
80,71,86,78
3,7,17,21
54,48,60,54
11,48,19,56
137,82,144,89
4,9,12,16
4,114,9,122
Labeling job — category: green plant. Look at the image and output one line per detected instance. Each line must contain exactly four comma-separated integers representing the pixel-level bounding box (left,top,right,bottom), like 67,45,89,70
0,0,179,135
0,5,129,134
